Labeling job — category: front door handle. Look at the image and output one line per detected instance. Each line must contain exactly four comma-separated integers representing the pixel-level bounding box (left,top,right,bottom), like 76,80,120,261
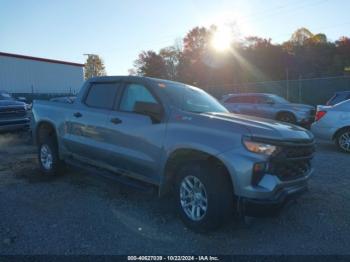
110,117,122,124
73,112,82,118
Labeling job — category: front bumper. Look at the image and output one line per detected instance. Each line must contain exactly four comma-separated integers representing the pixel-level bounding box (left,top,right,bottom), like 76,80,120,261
218,139,314,215
239,181,308,217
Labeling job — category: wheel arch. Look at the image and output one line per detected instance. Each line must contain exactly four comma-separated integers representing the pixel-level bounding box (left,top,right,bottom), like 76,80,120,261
332,126,350,140
276,110,296,119
35,120,58,145
159,148,234,197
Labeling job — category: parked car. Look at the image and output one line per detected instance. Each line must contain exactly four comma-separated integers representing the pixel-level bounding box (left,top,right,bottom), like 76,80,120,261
0,90,30,132
311,99,350,153
32,76,315,232
326,91,350,106
221,93,315,128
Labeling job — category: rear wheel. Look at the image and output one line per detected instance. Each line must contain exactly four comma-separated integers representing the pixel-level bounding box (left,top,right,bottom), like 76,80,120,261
277,112,296,124
175,161,234,232
38,136,63,176
336,128,350,153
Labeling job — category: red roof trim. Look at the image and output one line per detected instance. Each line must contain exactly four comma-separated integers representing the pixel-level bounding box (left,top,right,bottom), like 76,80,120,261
0,52,84,67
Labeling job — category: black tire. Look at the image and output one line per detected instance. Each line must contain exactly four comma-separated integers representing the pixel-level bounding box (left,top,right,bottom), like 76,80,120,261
38,136,63,176
335,128,350,153
175,161,235,232
276,112,296,124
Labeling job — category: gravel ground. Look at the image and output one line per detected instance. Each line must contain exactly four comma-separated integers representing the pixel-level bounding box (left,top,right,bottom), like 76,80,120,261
0,132,349,255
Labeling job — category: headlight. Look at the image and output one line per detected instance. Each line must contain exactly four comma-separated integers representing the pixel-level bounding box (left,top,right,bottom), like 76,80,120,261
243,139,279,155
25,103,32,111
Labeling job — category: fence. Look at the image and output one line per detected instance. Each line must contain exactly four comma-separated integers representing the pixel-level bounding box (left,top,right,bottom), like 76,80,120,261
207,76,350,106
11,92,75,103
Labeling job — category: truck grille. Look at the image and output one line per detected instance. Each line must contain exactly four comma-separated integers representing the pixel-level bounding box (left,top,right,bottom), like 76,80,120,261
0,107,26,118
269,142,315,181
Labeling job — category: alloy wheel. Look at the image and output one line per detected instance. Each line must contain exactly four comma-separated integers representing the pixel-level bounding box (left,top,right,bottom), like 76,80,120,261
339,131,350,152
40,144,53,170
179,175,208,221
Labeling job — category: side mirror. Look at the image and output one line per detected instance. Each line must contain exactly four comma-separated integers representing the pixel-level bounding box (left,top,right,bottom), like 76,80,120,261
134,101,163,123
266,100,275,105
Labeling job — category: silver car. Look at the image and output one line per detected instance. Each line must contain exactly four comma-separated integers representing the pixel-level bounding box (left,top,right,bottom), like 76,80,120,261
311,99,350,153
221,93,315,128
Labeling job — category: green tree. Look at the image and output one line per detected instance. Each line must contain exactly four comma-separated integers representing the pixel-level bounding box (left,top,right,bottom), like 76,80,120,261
177,27,213,87
84,54,106,80
133,50,168,78
159,44,182,80
290,27,313,45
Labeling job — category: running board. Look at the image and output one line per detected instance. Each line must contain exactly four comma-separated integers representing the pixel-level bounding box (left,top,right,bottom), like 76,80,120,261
65,158,155,192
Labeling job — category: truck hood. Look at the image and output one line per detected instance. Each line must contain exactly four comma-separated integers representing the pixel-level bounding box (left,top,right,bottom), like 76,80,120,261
203,112,314,142
0,100,25,107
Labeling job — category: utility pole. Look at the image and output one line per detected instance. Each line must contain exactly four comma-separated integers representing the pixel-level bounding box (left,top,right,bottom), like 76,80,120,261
286,68,289,100
298,75,302,103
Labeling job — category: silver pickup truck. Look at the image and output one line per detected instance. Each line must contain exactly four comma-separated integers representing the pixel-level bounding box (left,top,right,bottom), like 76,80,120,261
32,76,315,232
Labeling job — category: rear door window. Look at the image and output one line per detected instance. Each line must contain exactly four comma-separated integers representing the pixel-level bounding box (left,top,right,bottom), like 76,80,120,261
239,96,256,103
85,82,120,109
226,96,256,103
226,96,242,103
256,95,273,104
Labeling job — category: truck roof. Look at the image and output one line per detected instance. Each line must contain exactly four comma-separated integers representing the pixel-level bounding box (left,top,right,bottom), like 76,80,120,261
87,76,196,92
88,75,175,84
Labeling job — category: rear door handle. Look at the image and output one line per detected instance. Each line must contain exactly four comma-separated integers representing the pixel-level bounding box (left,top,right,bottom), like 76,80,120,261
73,112,82,118
110,117,122,124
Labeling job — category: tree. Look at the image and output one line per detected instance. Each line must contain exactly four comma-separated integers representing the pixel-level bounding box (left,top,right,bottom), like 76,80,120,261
309,33,327,44
84,54,106,79
244,36,272,48
133,50,168,78
177,27,213,87
290,27,313,45
159,45,181,80
335,37,350,74
131,25,349,92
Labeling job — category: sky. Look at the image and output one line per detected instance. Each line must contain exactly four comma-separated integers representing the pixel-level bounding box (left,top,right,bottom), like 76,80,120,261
1,0,349,75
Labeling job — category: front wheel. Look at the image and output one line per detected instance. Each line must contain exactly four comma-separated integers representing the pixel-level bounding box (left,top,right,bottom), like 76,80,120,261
38,137,63,176
336,128,350,153
175,161,234,232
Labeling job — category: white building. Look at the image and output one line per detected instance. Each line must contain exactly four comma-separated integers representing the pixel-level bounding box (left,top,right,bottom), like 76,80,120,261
0,52,84,94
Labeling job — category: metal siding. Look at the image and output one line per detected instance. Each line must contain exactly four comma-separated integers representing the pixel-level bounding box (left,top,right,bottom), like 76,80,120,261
0,55,84,94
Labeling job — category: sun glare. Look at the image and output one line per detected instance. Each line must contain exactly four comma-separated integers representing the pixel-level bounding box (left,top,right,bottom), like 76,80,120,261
211,28,232,52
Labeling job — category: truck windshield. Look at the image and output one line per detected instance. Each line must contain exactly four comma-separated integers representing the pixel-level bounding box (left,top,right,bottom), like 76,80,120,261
161,82,228,113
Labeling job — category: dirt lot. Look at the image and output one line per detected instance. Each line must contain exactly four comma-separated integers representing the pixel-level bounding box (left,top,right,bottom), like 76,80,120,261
0,132,349,255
